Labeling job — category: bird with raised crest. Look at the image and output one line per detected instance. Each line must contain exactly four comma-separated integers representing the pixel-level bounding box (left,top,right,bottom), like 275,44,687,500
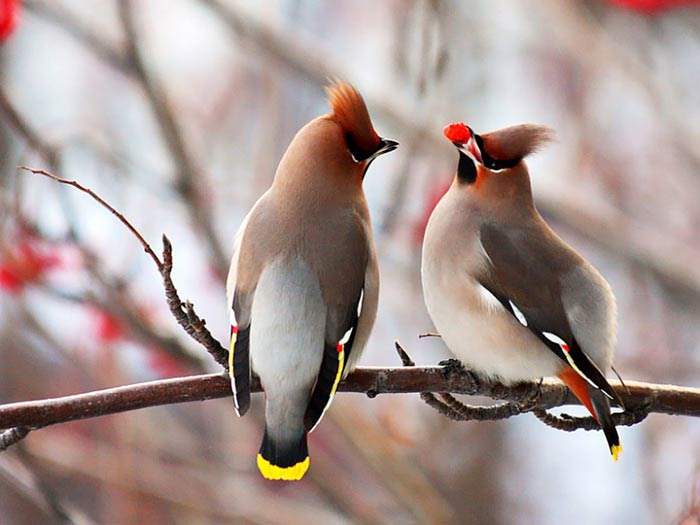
226,82,397,480
421,121,625,460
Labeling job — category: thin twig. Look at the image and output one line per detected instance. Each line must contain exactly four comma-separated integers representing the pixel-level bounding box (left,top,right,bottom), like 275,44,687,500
18,167,162,268
396,341,531,422
394,341,465,419
0,427,31,451
438,393,524,421
160,237,228,368
532,407,650,431
118,1,228,275
21,166,228,369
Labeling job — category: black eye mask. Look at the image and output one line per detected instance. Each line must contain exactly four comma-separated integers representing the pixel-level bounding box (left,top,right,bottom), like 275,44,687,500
474,135,520,171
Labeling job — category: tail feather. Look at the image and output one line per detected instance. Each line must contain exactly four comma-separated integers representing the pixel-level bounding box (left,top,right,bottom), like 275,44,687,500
591,391,622,461
257,428,309,481
558,368,621,461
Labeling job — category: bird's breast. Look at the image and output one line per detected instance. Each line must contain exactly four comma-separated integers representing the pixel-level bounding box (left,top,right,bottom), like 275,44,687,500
421,205,562,382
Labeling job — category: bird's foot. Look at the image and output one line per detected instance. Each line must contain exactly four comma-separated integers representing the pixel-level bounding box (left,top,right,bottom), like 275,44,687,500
438,358,466,376
438,359,479,394
519,377,544,412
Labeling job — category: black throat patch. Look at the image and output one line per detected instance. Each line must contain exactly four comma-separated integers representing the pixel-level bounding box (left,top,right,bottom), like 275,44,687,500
457,150,477,184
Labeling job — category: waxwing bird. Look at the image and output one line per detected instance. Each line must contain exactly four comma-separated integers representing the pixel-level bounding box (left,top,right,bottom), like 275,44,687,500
421,121,624,460
226,82,397,481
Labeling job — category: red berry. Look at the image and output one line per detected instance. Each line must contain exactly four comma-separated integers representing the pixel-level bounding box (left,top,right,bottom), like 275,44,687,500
443,122,472,144
0,0,20,43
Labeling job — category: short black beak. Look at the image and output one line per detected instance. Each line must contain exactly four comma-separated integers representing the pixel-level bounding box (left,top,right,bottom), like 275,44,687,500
378,138,399,155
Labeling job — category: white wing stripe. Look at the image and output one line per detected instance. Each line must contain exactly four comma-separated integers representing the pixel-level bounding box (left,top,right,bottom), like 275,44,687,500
509,300,528,326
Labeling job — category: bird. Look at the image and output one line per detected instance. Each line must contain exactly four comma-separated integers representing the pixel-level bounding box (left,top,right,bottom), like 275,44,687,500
421,121,625,460
226,82,397,480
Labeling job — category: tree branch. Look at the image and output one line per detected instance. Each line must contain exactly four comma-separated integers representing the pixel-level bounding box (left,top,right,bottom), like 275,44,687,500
11,165,700,453
117,1,228,275
19,166,228,369
0,367,698,432
0,426,31,451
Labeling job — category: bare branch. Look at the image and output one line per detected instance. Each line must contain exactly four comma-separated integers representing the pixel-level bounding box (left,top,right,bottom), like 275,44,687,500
23,0,132,74
0,427,31,451
21,166,228,369
532,407,650,432
396,342,659,432
18,167,162,268
160,236,228,368
12,166,700,457
0,367,698,437
0,89,57,164
118,1,228,275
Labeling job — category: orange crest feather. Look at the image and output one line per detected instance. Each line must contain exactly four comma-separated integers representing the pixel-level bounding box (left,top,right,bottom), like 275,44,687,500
326,81,380,158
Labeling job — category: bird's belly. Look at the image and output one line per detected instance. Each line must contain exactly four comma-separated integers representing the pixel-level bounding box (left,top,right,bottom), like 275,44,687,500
422,270,562,383
249,257,326,394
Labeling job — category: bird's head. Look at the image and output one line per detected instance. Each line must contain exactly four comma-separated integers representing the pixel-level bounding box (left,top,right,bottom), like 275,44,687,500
443,122,553,187
326,82,398,175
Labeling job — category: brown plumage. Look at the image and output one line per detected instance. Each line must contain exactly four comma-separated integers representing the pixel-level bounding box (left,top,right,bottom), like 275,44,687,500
325,82,382,160
227,81,395,480
423,121,623,460
480,124,554,163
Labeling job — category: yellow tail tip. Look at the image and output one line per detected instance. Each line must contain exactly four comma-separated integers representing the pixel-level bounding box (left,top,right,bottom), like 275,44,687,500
256,454,310,481
611,444,623,462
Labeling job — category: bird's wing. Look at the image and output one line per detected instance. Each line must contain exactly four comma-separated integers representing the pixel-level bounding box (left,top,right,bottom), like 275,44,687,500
304,212,371,432
226,199,269,417
228,291,252,417
479,222,623,406
304,286,365,433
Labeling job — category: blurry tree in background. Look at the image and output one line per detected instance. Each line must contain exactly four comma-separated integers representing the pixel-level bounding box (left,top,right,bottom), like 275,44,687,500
1,0,700,523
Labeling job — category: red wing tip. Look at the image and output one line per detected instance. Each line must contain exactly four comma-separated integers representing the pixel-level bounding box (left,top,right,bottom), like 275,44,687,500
443,122,472,144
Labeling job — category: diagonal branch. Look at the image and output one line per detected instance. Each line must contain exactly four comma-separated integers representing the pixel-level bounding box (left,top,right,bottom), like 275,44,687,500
18,167,161,268
0,427,31,451
117,1,228,275
20,166,228,369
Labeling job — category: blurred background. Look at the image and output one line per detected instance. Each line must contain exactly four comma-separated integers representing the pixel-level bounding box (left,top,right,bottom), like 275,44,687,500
1,0,699,523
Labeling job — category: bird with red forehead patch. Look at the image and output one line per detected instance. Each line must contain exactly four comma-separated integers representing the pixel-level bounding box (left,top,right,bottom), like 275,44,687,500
226,81,397,481
422,120,626,461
